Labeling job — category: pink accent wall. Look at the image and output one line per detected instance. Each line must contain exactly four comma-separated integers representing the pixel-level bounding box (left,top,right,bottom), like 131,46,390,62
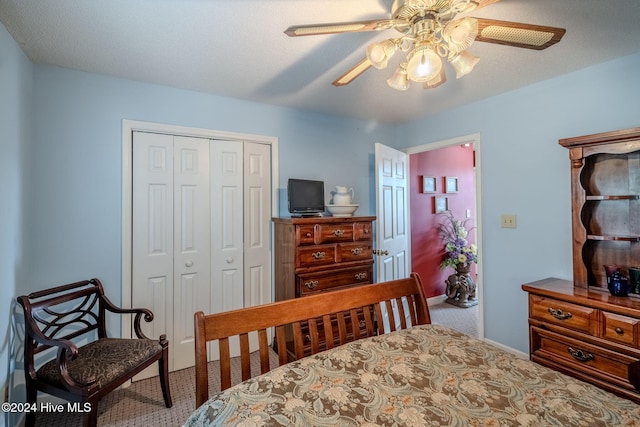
410,145,476,298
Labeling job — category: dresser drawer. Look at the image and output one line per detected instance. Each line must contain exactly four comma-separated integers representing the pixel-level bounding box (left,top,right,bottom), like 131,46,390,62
529,295,598,335
296,225,315,245
297,244,336,268
602,311,640,347
316,224,354,243
353,222,373,241
296,266,372,296
531,326,640,391
337,242,372,262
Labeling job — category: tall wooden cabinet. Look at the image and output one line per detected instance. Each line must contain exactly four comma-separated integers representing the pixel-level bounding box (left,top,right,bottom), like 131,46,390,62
273,216,375,357
560,127,640,290
523,128,640,402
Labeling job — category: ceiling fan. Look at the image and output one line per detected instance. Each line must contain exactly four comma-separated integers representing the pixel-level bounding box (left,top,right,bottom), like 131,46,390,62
285,0,566,90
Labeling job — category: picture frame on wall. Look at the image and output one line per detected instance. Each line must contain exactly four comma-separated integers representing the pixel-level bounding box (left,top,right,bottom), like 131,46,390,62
434,196,448,213
422,176,436,193
445,176,459,193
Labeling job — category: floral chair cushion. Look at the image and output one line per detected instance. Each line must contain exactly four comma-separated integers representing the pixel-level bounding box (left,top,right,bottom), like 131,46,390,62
37,338,161,389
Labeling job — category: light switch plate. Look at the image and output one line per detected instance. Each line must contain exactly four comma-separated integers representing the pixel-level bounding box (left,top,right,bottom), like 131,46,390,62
501,214,517,228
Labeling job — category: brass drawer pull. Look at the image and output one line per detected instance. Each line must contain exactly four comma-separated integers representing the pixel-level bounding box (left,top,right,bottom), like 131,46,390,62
351,247,363,255
568,347,594,362
311,251,325,260
615,327,624,335
333,229,344,237
304,280,318,289
306,232,312,238
354,272,368,281
548,307,572,320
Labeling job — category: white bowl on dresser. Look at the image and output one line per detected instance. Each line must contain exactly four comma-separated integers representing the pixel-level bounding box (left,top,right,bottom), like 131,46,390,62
326,204,359,217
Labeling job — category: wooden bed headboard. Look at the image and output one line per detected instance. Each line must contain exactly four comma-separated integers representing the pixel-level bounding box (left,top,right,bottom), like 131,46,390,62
194,272,430,407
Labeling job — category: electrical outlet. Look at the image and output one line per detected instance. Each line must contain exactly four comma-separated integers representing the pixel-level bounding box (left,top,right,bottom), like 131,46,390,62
501,214,517,228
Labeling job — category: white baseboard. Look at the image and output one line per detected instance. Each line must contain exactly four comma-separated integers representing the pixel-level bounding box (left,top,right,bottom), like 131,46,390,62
484,338,529,360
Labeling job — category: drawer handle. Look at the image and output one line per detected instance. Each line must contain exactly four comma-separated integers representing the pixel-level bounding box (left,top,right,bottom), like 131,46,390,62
615,327,624,335
305,280,319,289
306,232,312,238
311,251,325,260
548,307,572,320
354,272,368,281
333,229,344,237
568,347,594,362
351,247,363,255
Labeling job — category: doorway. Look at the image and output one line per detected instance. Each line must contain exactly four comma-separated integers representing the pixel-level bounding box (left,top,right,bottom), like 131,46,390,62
121,120,279,375
405,133,483,339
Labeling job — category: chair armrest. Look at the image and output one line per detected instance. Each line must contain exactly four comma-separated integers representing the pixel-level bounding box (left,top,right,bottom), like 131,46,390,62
100,292,154,339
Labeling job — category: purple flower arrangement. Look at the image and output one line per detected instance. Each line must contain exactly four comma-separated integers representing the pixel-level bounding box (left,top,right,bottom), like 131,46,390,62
438,211,477,270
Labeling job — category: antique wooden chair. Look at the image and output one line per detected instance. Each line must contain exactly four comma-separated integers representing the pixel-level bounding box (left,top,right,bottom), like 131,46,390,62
194,273,430,407
17,278,172,427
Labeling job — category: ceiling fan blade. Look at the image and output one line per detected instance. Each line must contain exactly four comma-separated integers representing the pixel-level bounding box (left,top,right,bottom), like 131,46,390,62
474,18,566,50
285,19,394,37
474,0,501,10
332,58,373,86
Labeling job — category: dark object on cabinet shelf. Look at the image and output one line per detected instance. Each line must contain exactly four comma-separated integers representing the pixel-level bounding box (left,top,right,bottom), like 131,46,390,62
559,128,640,292
273,216,375,358
17,278,172,427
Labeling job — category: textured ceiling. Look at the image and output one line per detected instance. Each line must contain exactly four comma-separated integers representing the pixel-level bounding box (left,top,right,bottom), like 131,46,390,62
1,0,640,123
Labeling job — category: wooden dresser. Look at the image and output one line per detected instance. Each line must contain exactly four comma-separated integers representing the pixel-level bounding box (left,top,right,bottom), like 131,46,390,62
522,128,640,402
273,215,375,357
523,278,640,402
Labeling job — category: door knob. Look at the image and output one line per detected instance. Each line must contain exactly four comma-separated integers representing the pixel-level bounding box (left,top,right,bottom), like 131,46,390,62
226,257,234,264
185,260,194,267
373,249,389,256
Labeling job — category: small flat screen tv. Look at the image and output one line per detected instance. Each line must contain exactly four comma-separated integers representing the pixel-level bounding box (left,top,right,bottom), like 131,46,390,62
288,179,325,216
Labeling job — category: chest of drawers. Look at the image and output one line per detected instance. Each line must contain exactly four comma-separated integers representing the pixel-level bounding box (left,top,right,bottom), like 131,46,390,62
523,278,640,403
273,216,375,357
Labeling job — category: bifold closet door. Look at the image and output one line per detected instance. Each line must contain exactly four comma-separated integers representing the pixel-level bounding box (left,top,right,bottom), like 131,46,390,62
132,132,211,374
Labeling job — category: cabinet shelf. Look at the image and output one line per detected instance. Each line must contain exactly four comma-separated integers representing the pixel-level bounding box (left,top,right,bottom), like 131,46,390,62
587,235,640,242
586,195,639,201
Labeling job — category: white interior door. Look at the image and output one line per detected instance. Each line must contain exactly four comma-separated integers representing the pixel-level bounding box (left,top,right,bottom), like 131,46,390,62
375,143,410,331
375,143,409,282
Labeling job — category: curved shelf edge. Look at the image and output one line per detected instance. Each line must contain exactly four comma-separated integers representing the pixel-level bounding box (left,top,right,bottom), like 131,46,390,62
586,195,639,201
587,235,640,242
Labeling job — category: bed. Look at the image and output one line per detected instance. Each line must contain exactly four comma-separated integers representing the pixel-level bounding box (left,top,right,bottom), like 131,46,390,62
185,274,640,426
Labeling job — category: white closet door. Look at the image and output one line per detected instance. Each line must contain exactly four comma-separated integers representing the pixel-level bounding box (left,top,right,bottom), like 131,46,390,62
133,132,210,375
244,142,272,307
210,140,244,316
132,132,175,376
172,136,211,371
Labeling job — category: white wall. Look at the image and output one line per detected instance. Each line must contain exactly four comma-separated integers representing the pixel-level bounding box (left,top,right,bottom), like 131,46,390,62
0,23,33,427
397,52,640,352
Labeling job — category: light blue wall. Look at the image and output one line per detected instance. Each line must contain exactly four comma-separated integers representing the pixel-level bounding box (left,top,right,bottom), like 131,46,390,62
4,15,640,407
1,23,33,427
27,65,396,309
396,52,640,352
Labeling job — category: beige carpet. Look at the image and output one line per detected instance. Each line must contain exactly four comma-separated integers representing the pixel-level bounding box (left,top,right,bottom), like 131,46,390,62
428,301,479,338
30,303,477,426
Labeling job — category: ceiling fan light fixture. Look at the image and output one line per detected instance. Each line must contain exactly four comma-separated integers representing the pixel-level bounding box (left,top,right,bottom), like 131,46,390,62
406,45,442,82
387,62,411,91
424,66,447,89
449,50,479,78
366,39,398,69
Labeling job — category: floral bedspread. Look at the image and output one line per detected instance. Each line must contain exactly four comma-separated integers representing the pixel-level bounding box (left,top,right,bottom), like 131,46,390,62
185,324,640,426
